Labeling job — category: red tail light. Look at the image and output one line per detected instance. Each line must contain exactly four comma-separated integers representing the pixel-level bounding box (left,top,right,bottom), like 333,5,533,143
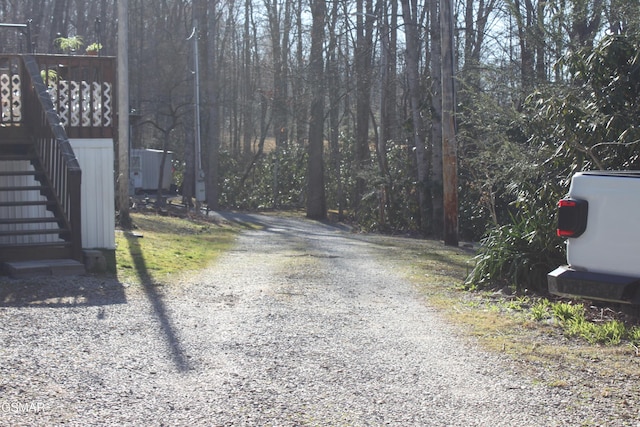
557,198,588,238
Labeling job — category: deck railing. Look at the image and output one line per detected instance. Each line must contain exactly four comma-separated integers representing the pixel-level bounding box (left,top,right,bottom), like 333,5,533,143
0,54,115,138
20,55,83,260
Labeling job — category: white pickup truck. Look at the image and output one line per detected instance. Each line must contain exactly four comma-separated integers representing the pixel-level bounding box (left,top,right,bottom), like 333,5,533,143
548,171,640,304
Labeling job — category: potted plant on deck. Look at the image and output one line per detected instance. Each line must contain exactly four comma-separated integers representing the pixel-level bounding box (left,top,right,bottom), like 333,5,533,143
54,35,84,54
85,42,103,56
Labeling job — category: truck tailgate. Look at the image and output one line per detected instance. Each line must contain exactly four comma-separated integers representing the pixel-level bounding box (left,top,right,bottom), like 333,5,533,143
566,172,640,277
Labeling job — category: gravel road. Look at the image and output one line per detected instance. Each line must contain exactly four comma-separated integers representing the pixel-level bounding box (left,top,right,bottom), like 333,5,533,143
0,213,619,426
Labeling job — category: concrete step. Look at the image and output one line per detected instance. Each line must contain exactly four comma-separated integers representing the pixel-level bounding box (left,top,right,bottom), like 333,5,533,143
3,259,85,278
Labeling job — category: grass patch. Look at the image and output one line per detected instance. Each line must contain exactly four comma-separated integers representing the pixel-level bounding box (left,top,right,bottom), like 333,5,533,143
116,212,240,285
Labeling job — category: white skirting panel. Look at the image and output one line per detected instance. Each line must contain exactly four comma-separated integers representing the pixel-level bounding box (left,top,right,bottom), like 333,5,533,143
70,138,116,250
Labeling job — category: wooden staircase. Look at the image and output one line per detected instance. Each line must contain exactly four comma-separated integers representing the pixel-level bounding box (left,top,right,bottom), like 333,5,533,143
0,131,83,275
0,54,87,277
0,138,70,254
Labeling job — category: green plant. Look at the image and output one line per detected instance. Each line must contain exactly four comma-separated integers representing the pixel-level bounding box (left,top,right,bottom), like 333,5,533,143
628,326,640,346
85,42,102,54
54,35,84,53
542,301,630,346
552,302,585,323
465,176,566,294
531,299,551,321
504,296,531,311
40,69,58,85
566,318,626,346
593,320,626,345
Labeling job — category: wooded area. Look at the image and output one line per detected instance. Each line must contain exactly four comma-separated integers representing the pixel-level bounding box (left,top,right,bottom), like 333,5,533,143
2,1,640,257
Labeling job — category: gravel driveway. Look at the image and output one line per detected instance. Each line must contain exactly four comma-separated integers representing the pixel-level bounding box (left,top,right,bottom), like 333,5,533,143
0,214,612,426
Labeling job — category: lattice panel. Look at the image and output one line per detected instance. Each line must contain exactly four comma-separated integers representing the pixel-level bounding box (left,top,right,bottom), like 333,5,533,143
11,74,21,121
69,81,80,127
91,82,102,126
55,81,69,126
52,80,113,128
1,72,21,123
102,83,112,126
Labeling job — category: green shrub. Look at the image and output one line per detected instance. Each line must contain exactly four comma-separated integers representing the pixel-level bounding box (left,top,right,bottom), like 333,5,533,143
465,179,566,294
465,212,564,293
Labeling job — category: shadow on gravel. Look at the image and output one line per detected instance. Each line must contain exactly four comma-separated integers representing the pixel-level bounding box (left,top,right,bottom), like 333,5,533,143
214,211,269,229
124,233,192,372
0,279,127,308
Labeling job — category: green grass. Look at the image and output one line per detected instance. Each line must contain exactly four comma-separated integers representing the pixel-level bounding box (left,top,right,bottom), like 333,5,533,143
115,212,239,285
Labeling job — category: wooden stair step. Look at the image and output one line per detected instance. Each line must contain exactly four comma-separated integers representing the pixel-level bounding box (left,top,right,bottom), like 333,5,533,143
0,185,47,192
0,126,29,138
2,259,85,278
0,217,60,225
0,154,34,161
0,140,33,150
0,228,68,237
0,170,42,177
0,200,56,207
0,241,72,249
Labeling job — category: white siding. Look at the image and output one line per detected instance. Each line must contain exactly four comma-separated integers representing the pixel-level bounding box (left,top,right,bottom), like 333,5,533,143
70,138,116,250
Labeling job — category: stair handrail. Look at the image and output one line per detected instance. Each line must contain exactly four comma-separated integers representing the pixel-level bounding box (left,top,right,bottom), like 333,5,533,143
19,55,82,262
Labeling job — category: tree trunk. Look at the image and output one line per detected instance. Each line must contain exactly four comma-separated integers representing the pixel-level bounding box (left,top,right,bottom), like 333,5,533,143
354,0,374,211
430,0,444,238
293,0,307,146
242,0,254,165
377,0,398,227
306,0,326,220
401,0,429,233
204,1,220,210
441,0,458,246
265,0,290,149
327,0,344,218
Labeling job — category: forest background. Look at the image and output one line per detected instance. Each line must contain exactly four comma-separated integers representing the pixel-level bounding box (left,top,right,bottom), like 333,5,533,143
2,0,639,293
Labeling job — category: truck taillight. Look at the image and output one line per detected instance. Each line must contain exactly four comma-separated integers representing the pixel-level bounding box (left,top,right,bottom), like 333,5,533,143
557,198,588,238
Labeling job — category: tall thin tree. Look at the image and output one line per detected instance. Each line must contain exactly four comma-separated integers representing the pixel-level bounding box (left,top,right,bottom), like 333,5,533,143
306,0,326,219
441,0,458,246
401,0,429,232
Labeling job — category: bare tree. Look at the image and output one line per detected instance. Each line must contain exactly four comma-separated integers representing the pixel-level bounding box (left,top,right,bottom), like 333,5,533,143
377,0,398,227
201,0,221,210
353,0,375,211
400,0,430,232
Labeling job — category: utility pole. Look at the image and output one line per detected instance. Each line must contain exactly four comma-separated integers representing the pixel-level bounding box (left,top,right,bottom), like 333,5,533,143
117,0,131,227
188,21,206,206
441,0,459,246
